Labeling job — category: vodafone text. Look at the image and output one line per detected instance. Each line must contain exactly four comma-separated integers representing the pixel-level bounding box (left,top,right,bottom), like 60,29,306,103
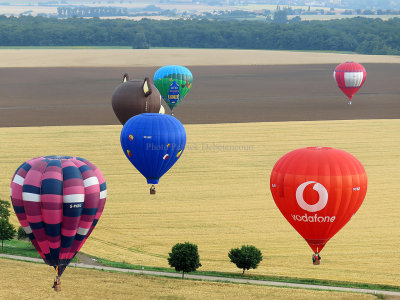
291,213,336,223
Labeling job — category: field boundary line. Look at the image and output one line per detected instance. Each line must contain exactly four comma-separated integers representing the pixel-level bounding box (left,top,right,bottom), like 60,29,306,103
1,253,399,296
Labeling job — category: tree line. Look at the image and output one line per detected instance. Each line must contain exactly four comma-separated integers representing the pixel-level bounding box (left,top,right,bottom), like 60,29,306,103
0,15,399,55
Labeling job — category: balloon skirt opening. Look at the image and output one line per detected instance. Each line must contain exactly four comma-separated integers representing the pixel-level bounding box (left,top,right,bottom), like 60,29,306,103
147,178,159,184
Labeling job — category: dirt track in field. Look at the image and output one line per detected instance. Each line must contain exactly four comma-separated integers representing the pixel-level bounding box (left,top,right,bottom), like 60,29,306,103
0,63,399,127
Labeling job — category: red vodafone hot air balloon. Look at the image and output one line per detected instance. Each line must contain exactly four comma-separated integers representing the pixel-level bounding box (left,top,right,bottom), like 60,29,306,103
333,62,367,105
270,147,367,263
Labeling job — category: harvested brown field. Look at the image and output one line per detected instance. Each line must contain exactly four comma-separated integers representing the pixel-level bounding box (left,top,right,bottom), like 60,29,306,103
0,63,399,127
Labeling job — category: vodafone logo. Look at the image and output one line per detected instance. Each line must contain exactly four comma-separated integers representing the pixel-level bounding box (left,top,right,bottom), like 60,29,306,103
296,181,328,212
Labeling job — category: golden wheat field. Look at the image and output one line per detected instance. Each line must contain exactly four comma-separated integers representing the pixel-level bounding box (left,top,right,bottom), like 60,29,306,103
0,119,399,286
0,49,399,68
0,259,377,300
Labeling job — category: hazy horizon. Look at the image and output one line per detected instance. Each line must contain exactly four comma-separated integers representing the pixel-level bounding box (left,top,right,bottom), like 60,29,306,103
2,0,400,10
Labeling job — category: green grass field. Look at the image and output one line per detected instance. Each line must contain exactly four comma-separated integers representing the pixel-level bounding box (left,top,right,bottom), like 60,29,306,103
1,119,399,287
1,239,41,258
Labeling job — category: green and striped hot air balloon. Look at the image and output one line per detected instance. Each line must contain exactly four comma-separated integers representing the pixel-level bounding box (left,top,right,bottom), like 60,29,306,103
153,65,193,114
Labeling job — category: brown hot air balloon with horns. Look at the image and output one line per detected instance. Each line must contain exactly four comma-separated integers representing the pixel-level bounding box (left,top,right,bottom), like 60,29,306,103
111,74,163,125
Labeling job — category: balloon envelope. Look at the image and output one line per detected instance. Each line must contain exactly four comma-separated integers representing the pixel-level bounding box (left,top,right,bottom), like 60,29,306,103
112,75,161,125
120,113,186,184
333,62,366,103
153,65,193,111
10,156,106,276
270,147,367,253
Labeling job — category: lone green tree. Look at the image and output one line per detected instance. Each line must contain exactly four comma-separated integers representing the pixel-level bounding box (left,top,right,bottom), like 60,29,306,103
228,245,263,274
168,242,201,279
0,218,16,252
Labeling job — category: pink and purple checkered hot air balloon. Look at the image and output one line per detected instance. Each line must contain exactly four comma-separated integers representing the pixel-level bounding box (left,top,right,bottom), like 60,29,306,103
10,156,106,291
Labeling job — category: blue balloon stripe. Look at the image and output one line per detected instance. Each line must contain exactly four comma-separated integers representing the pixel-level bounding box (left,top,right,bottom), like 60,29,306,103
100,182,107,191
23,184,41,194
75,234,86,242
49,248,60,261
44,252,53,262
46,160,62,168
79,165,91,173
13,205,25,214
45,223,61,237
61,235,75,248
21,162,32,172
30,221,44,230
41,178,63,195
62,165,83,181
63,204,84,218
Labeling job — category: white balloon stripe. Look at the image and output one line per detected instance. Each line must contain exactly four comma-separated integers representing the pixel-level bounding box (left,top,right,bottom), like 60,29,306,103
63,194,85,203
12,174,25,186
22,192,41,202
100,190,107,199
344,72,364,87
83,176,99,188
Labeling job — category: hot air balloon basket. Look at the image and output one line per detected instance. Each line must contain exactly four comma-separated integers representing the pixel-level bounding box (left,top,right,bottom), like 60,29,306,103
150,185,156,195
313,260,321,265
53,277,61,292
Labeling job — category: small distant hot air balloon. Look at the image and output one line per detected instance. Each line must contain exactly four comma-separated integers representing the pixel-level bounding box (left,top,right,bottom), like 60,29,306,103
270,147,367,264
10,156,106,291
111,74,161,125
153,65,193,115
120,113,186,194
333,62,367,105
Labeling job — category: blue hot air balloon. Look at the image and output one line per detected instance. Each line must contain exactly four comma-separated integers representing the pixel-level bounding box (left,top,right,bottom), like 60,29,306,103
120,113,186,194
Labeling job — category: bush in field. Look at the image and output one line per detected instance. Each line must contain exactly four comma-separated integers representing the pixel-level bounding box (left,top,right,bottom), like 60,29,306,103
17,226,27,240
228,245,263,274
0,199,11,220
0,219,16,252
168,242,201,279
0,199,16,252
